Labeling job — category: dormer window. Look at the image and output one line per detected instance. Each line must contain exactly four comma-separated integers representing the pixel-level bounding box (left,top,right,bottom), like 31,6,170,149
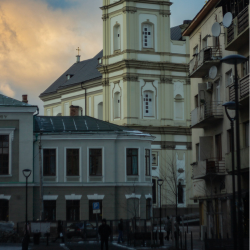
66,74,73,80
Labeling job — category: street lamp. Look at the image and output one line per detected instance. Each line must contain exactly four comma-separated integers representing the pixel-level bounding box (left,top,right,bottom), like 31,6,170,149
22,169,32,250
222,101,237,250
157,178,164,244
221,54,248,250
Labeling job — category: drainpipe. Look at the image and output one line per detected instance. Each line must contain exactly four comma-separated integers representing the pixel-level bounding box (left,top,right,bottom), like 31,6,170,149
81,83,87,116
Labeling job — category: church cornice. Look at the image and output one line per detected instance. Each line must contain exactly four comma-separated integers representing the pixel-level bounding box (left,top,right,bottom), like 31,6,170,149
100,0,172,10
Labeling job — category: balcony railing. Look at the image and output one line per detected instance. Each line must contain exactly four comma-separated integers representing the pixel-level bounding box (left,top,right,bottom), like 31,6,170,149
191,102,223,128
189,46,222,78
193,158,226,179
229,74,249,101
226,5,249,50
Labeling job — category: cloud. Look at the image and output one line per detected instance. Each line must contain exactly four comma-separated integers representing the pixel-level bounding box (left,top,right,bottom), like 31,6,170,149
0,82,15,97
41,0,79,10
0,0,102,113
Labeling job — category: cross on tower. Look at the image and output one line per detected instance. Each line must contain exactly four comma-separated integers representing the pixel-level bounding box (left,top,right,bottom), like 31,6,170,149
76,47,81,55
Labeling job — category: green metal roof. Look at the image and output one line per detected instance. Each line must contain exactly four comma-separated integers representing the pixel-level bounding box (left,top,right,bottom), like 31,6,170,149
34,116,133,133
0,94,36,107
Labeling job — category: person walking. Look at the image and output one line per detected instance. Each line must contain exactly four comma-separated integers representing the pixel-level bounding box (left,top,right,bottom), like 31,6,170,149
54,220,64,243
98,218,111,250
117,219,124,243
164,216,172,241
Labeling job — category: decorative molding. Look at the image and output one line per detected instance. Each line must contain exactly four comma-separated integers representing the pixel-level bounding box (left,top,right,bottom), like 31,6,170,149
102,14,109,21
161,145,175,150
87,194,105,200
159,10,171,17
123,74,138,82
160,76,172,83
0,194,11,200
102,79,109,86
125,193,141,199
122,6,137,14
145,193,152,199
178,168,185,174
65,194,82,200
172,79,186,84
43,195,58,200
113,80,120,84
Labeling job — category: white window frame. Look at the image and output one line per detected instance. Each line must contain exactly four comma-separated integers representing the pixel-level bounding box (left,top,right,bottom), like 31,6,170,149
0,128,15,177
42,147,58,182
64,147,82,182
143,91,154,117
225,69,233,87
202,37,208,49
87,147,105,182
125,147,140,182
142,22,154,49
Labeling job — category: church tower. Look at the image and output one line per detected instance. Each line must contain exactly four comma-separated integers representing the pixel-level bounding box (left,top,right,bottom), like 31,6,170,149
99,0,196,212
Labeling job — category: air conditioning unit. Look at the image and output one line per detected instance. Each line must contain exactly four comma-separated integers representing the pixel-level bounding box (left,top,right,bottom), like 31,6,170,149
206,82,213,92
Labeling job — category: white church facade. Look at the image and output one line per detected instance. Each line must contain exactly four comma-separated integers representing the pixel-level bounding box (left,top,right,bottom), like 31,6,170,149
40,0,198,214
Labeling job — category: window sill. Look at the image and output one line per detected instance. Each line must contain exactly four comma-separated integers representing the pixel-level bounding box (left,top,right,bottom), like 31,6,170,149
0,174,12,177
142,48,155,52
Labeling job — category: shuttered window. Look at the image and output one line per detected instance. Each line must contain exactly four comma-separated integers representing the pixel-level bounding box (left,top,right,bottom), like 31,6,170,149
142,24,152,48
143,91,153,117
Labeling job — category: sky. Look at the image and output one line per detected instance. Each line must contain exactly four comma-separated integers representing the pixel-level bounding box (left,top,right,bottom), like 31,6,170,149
0,0,205,113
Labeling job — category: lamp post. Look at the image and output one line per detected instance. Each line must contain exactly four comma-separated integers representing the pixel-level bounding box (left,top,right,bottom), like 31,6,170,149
157,178,164,245
22,169,32,250
221,54,248,250
222,101,237,250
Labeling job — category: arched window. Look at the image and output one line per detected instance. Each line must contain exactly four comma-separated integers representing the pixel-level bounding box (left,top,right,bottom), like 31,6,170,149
114,92,121,118
143,91,154,117
98,102,103,120
142,23,153,48
114,24,121,52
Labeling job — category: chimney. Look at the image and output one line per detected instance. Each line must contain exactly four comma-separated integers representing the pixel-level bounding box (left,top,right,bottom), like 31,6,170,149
70,105,80,116
76,55,81,63
22,95,28,104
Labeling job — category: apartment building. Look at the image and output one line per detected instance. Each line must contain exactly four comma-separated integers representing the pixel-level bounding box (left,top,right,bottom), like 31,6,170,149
183,0,249,239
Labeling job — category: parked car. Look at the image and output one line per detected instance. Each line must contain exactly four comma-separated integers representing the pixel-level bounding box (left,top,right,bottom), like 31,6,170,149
66,223,97,239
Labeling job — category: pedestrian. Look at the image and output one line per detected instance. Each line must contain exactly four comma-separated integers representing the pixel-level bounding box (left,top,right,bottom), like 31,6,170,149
54,220,64,243
98,218,111,250
164,216,172,241
117,219,124,243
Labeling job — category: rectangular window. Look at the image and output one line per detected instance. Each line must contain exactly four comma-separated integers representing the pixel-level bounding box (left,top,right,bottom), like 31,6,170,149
196,143,200,162
193,45,198,56
44,200,56,221
195,95,198,108
243,57,249,76
43,149,56,176
89,149,102,176
0,135,9,175
227,129,232,153
127,149,138,175
66,200,80,221
89,200,102,221
226,69,233,87
146,199,152,219
152,179,157,204
202,37,208,49
215,134,222,161
152,152,158,166
245,121,249,147
215,80,220,103
67,149,79,176
0,199,9,221
145,149,150,176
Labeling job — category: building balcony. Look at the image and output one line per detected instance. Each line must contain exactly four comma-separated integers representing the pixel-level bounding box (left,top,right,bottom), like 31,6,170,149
191,102,223,128
193,158,226,180
225,147,249,173
229,74,249,104
189,46,222,78
225,5,249,51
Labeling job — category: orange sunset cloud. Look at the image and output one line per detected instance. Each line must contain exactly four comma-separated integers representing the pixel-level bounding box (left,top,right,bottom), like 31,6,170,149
0,0,103,111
